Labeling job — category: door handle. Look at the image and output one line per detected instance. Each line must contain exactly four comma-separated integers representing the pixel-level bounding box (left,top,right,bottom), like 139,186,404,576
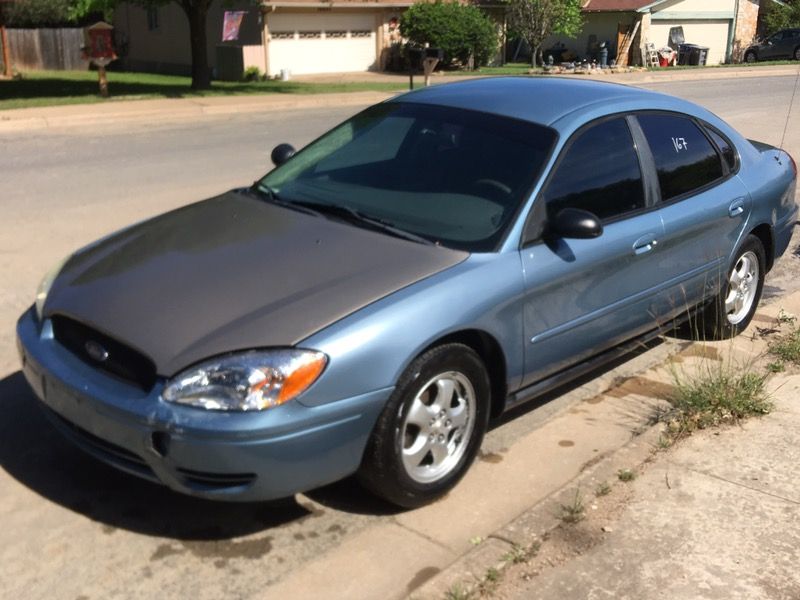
729,198,746,217
633,234,658,255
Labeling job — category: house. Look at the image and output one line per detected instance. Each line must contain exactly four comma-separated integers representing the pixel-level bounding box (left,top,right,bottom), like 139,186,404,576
114,0,413,78
546,0,764,66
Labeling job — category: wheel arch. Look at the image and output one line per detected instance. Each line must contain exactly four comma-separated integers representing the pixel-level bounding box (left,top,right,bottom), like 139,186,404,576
419,329,508,419
748,223,775,272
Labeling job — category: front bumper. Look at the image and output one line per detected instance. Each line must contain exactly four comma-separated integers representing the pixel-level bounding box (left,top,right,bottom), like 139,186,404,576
16,308,390,501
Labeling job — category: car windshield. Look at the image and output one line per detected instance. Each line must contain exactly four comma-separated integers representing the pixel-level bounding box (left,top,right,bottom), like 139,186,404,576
257,102,556,251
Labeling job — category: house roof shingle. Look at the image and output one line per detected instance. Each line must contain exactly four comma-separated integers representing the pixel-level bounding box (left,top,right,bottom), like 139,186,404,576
581,0,654,12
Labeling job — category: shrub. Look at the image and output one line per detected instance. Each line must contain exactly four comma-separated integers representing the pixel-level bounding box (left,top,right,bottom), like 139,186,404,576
400,1,498,68
242,65,262,82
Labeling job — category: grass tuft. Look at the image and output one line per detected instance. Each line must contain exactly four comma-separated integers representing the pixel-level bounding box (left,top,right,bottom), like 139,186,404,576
595,481,612,497
767,325,800,365
617,468,636,482
559,489,585,524
663,356,771,441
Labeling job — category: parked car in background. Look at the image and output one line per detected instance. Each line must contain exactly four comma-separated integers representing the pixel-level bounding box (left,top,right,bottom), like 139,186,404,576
17,78,798,509
743,28,800,62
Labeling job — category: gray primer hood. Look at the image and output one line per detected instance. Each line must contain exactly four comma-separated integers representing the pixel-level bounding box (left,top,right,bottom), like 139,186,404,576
45,191,467,375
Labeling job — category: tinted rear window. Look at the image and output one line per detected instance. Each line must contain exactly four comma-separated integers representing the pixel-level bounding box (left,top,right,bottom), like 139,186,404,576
704,126,737,172
637,113,724,202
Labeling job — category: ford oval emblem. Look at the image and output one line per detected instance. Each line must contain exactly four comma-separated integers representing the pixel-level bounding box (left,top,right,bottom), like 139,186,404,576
85,340,109,362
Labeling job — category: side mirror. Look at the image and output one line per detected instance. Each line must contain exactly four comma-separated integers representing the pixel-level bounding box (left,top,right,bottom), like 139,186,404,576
271,143,296,167
550,208,603,239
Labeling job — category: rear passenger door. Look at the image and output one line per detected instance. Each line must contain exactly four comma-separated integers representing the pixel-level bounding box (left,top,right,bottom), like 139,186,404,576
519,116,666,386
634,112,750,318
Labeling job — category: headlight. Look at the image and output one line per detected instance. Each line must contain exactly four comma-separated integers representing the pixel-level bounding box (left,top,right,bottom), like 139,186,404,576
162,350,327,411
35,255,70,322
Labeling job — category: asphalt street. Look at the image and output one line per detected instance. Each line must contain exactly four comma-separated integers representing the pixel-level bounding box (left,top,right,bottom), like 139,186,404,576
0,74,798,599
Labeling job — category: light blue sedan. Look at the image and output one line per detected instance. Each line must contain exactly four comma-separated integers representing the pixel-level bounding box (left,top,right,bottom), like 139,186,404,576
17,78,797,507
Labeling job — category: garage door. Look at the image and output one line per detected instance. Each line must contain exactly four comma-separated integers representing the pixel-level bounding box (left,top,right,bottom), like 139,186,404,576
267,12,377,76
649,20,731,65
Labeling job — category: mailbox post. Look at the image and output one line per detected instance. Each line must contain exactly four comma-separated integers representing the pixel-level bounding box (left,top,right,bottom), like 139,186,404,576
82,22,117,98
422,47,443,87
407,46,443,90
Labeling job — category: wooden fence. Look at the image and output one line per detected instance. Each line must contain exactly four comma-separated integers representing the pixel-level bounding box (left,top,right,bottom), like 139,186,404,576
7,28,88,71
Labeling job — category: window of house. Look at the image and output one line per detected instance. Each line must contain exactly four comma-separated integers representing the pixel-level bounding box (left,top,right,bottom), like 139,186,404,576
543,117,645,221
146,7,159,31
637,113,724,202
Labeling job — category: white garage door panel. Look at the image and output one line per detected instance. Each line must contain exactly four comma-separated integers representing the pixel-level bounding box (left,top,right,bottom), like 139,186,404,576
650,20,730,65
267,12,377,76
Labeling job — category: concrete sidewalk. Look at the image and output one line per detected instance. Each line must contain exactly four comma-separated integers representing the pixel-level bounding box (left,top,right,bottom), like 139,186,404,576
412,291,800,600
1,64,797,134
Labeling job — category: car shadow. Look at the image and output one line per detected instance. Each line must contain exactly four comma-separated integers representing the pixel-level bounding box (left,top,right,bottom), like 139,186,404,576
0,371,394,539
491,337,666,429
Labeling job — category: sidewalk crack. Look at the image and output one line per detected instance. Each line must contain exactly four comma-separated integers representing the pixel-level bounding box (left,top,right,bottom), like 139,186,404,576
391,519,458,554
682,464,800,505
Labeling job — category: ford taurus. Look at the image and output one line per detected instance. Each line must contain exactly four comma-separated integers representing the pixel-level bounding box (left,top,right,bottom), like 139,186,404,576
16,78,797,508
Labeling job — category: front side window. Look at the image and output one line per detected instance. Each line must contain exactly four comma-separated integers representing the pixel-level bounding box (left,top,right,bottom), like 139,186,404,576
259,103,556,251
637,113,723,202
543,117,645,221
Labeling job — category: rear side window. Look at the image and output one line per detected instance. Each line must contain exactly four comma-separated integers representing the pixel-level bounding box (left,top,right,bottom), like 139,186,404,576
637,113,723,202
704,126,736,172
544,117,644,221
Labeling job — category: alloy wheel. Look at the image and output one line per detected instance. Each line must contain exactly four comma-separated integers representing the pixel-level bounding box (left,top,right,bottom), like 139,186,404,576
399,371,476,483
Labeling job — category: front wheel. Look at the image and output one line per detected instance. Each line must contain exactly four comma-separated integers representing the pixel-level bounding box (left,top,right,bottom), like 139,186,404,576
794,46,800,61
358,344,490,508
701,235,766,340
744,51,757,63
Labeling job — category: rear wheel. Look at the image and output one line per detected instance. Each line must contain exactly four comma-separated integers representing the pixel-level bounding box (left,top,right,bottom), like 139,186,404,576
744,51,757,63
358,344,490,508
700,235,766,340
794,46,800,61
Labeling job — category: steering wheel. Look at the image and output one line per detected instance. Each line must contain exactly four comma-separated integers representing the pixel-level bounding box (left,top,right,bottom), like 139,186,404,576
471,178,512,198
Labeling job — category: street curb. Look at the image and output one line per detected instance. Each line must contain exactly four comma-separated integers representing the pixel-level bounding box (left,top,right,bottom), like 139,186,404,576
406,407,666,599
0,91,397,134
406,291,798,600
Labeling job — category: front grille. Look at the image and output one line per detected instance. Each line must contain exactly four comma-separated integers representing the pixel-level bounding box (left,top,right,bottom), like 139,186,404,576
177,468,256,489
51,315,157,391
49,409,154,477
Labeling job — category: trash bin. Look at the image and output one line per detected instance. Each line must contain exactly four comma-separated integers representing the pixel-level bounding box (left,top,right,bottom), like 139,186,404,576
678,44,709,66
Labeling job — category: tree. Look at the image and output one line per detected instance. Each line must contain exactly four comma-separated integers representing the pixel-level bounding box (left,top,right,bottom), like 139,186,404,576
4,0,74,26
72,0,214,89
507,0,583,67
763,0,800,35
400,1,498,68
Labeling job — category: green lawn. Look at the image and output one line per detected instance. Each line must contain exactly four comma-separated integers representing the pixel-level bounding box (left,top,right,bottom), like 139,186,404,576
0,70,407,111
443,63,533,77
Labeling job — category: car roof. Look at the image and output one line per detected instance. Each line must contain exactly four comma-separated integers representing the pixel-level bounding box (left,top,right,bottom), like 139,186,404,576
393,77,685,129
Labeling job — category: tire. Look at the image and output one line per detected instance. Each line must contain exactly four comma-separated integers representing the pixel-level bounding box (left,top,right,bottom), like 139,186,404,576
358,343,490,508
700,235,766,340
794,46,800,61
744,51,757,63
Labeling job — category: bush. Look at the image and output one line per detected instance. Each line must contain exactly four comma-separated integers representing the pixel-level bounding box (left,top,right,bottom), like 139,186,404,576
400,1,498,68
242,65,262,82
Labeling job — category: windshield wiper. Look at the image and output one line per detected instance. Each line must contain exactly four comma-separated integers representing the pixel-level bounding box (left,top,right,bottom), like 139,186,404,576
249,183,321,217
291,200,435,246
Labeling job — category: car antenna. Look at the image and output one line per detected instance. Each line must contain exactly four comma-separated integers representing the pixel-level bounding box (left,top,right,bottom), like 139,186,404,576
779,63,800,153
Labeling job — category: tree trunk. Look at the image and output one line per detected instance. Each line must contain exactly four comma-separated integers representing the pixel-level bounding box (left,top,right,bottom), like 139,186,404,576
531,44,539,67
181,1,211,90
